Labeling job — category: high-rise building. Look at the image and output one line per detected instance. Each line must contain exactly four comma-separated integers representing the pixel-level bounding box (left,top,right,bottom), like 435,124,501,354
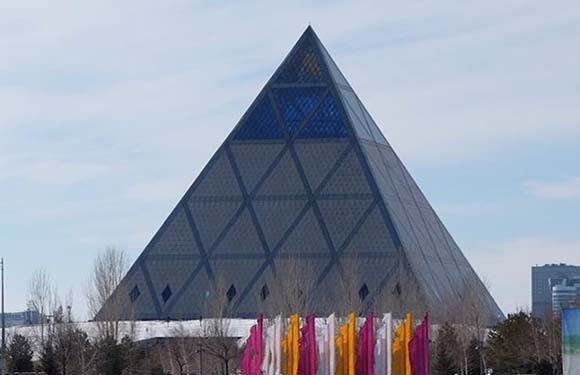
532,264,580,320
97,27,502,322
551,278,580,316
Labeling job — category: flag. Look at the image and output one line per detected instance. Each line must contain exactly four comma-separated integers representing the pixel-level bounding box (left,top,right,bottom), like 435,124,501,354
336,323,347,375
336,313,356,375
262,315,283,375
347,313,356,375
242,315,264,375
299,314,317,375
283,314,300,375
318,313,336,375
392,313,412,375
409,313,429,375
562,308,580,375
356,313,375,375
374,313,392,375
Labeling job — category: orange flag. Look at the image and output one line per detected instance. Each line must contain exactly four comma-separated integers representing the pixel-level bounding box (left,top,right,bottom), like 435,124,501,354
282,314,300,375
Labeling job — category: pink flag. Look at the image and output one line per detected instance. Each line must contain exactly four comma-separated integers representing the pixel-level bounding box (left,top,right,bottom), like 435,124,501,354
356,313,375,375
298,314,317,375
242,315,264,375
409,313,429,375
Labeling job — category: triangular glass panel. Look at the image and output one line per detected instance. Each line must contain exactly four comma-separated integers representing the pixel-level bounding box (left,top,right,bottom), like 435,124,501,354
278,208,331,255
253,199,307,250
359,143,399,202
338,88,373,140
294,140,350,192
317,198,374,250
233,94,285,140
213,208,264,255
360,101,389,145
379,146,415,204
189,148,242,198
254,150,306,196
297,92,349,139
320,148,372,195
342,205,397,254
229,143,285,193
274,32,327,84
189,199,243,250
272,87,326,136
146,204,200,256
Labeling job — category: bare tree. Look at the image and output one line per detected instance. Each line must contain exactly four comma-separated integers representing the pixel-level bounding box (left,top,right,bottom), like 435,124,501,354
373,261,427,319
266,257,316,317
86,246,128,340
334,257,363,316
163,324,197,375
200,276,242,375
27,269,55,348
445,279,493,375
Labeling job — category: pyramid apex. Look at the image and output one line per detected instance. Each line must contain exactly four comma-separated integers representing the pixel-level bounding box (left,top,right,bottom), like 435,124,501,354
302,24,317,37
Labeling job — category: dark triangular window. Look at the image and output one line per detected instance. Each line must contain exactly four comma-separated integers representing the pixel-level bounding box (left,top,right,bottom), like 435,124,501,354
260,284,270,301
161,285,172,303
394,282,402,296
359,283,369,301
129,285,140,303
227,284,237,302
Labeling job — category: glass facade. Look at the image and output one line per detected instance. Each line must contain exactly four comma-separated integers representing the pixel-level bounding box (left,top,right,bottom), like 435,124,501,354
96,27,503,322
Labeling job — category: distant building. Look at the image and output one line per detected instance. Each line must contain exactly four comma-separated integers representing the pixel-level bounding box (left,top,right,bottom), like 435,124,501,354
551,278,580,315
1,309,40,327
532,263,580,320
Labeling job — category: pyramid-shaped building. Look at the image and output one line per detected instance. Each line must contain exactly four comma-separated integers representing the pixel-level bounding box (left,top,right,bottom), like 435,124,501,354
97,27,503,323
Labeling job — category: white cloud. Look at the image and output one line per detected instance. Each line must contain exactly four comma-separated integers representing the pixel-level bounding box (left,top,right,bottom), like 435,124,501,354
524,176,580,199
468,237,580,314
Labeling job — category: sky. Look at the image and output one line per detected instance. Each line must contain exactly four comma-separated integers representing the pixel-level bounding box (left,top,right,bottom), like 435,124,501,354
1,0,580,319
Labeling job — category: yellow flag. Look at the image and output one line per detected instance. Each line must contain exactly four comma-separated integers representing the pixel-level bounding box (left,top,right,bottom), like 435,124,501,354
347,313,356,375
392,313,412,375
335,325,345,375
282,314,300,375
335,313,357,375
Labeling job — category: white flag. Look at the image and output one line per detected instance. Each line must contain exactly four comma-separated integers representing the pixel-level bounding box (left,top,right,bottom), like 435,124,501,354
374,313,392,375
317,313,336,375
274,315,282,375
262,315,283,375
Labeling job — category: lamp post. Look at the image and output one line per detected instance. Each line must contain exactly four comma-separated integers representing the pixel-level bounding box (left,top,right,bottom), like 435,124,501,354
1,258,6,375
196,342,204,375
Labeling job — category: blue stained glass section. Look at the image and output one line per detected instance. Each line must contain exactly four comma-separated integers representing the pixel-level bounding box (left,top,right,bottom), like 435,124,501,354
272,87,325,135
298,93,348,139
233,95,284,140
275,38,326,83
